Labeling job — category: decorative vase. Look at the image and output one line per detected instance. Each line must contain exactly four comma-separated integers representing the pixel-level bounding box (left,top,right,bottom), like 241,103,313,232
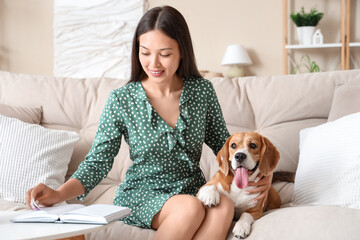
226,65,245,78
297,26,316,45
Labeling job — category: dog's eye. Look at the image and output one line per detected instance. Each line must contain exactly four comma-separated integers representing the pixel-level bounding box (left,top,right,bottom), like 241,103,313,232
231,143,237,149
249,143,257,149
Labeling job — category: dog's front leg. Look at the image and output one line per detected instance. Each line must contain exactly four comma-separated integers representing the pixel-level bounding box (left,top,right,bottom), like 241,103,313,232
197,184,221,207
232,212,254,239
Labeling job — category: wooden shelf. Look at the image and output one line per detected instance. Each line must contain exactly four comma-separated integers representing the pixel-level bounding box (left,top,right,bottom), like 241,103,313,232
282,0,353,74
286,43,342,49
350,42,360,47
285,42,360,49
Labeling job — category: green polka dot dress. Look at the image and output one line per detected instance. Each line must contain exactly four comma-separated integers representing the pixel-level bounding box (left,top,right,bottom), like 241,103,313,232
71,77,230,228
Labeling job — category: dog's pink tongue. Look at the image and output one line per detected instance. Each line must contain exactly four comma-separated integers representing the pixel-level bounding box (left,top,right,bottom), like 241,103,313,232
235,167,249,189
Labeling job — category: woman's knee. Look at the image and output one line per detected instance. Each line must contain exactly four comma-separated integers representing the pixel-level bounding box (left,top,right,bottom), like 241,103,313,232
152,195,206,229
177,195,206,223
217,195,235,220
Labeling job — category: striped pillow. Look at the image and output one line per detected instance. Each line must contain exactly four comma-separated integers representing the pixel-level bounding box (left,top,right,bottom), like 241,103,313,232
0,114,79,204
292,112,360,209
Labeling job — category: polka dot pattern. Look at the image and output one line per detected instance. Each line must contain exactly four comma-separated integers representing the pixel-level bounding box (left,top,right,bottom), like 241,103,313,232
71,77,230,228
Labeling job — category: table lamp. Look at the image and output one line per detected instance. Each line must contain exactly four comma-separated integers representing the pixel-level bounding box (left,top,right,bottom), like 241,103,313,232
221,44,252,78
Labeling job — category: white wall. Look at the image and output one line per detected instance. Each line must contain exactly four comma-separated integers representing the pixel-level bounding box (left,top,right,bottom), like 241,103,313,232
0,0,53,75
0,0,359,77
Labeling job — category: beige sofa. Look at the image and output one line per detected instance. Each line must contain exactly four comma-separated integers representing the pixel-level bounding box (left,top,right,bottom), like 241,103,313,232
1,69,360,240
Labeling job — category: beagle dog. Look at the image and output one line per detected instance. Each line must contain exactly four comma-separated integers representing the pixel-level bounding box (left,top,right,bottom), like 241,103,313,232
197,132,281,238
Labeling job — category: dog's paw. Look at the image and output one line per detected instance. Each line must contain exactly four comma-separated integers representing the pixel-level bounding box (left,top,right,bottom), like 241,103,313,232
233,221,251,239
197,185,220,207
232,212,254,239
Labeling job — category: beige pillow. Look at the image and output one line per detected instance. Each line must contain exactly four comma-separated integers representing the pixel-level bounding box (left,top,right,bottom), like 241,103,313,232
328,85,360,122
0,103,42,124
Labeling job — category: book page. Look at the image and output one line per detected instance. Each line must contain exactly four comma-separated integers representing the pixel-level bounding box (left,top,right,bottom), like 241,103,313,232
64,204,129,217
11,204,84,223
40,204,84,216
60,204,131,224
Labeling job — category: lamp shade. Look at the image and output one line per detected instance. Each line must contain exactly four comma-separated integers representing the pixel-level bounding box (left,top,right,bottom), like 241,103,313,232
221,44,252,66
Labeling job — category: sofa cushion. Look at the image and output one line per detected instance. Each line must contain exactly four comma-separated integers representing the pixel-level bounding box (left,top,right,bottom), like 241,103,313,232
85,221,155,240
293,112,360,209
0,103,42,124
328,85,360,122
210,72,340,173
0,115,80,204
242,206,360,240
85,205,360,240
0,198,29,211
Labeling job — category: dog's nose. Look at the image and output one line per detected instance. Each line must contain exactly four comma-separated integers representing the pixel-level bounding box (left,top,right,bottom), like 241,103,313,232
234,152,247,163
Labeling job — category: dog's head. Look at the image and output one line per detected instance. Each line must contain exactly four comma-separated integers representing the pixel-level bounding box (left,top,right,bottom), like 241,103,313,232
216,132,280,183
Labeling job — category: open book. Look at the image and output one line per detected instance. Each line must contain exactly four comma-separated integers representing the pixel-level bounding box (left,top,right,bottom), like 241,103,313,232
12,204,132,224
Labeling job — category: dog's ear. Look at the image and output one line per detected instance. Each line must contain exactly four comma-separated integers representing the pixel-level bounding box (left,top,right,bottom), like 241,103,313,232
259,136,280,176
216,136,231,176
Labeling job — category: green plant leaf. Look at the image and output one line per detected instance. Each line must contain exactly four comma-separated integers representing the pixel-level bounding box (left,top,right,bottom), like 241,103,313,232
290,6,324,26
292,55,321,73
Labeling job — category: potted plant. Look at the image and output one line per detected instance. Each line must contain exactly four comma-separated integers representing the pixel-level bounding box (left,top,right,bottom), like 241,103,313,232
291,55,321,74
290,7,324,45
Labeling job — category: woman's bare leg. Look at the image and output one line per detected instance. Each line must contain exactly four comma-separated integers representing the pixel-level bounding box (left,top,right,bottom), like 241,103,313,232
151,194,234,240
193,194,234,240
151,195,206,240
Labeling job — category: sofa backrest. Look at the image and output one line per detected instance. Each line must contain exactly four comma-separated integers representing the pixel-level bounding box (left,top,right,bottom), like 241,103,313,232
1,70,359,204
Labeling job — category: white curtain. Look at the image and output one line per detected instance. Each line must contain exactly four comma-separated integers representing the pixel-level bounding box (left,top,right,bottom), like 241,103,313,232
54,0,148,79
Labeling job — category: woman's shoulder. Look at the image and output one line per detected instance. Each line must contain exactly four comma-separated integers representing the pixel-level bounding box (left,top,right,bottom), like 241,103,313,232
185,76,214,90
110,81,137,97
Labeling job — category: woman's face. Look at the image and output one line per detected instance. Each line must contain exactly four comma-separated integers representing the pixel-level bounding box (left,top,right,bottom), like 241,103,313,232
138,30,181,83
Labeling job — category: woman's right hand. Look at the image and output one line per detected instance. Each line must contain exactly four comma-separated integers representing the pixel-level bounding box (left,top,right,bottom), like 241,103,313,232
25,183,61,209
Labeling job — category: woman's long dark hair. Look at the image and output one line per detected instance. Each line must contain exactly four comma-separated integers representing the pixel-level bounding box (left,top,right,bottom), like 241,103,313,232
128,6,202,83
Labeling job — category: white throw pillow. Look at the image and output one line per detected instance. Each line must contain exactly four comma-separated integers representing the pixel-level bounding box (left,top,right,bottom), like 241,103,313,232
0,114,80,204
292,112,360,209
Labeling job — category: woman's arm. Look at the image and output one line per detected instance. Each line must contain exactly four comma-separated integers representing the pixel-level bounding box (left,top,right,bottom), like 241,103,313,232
71,90,124,201
26,90,124,208
246,173,273,207
26,178,85,208
56,178,86,202
203,80,230,155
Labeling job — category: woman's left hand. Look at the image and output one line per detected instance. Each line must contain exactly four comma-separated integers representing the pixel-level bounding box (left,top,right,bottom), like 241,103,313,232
246,172,273,207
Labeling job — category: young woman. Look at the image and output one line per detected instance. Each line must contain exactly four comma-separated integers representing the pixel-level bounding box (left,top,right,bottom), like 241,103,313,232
26,6,272,240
